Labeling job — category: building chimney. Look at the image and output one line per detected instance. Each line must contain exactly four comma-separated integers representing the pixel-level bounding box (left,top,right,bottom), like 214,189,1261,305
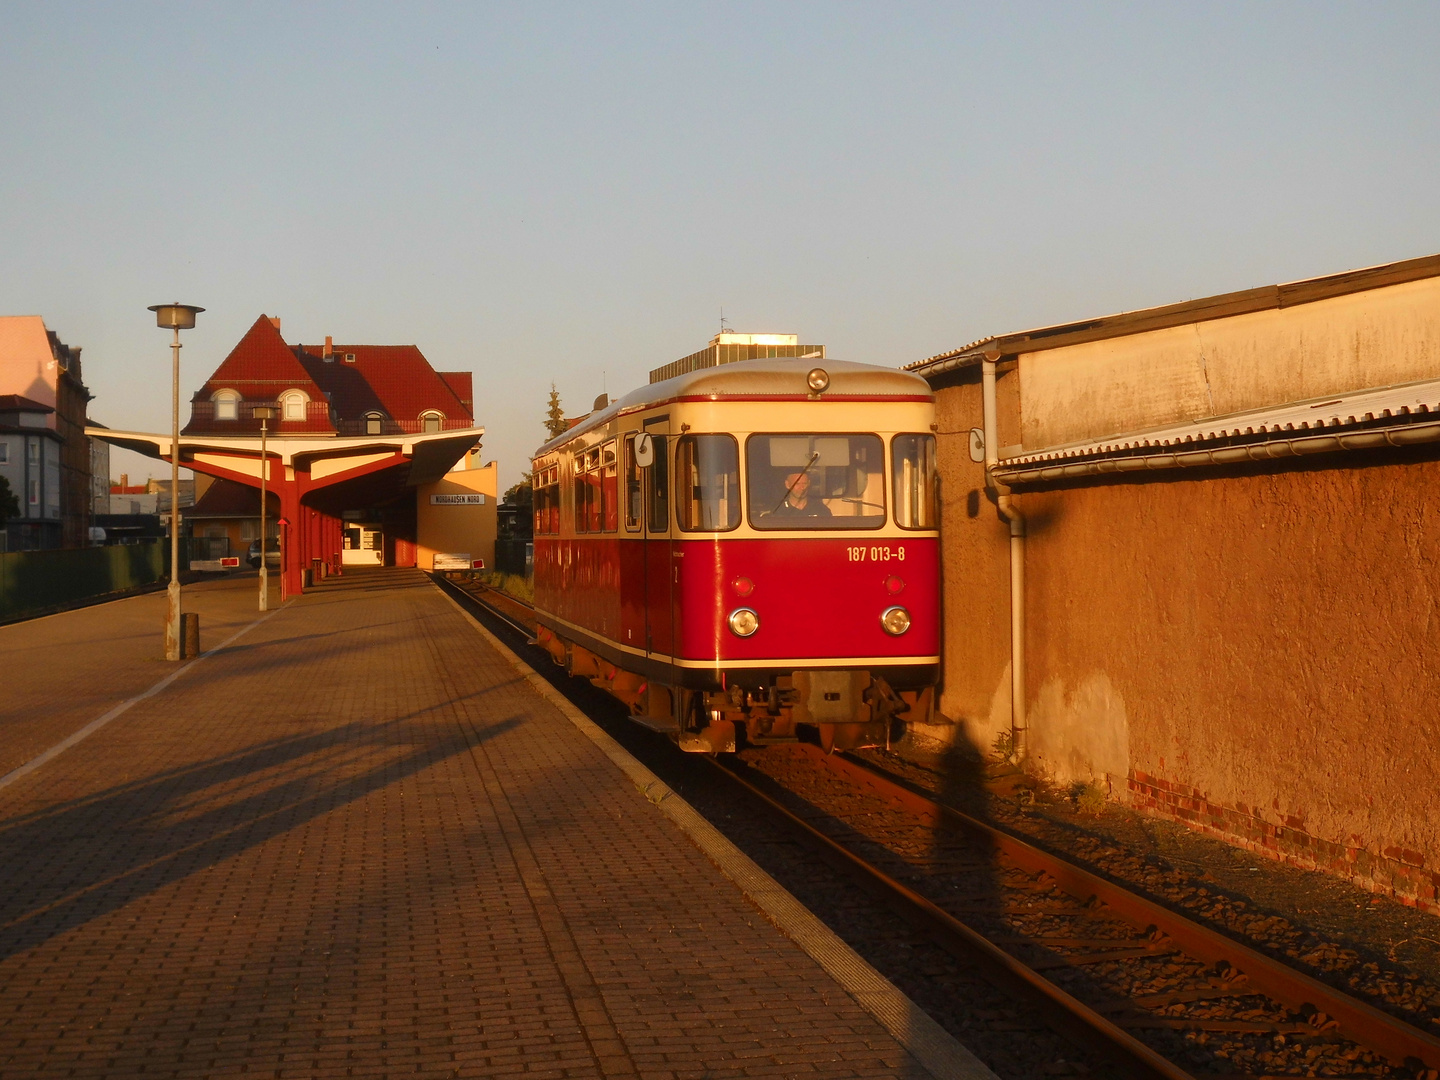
268,316,281,331
324,335,333,359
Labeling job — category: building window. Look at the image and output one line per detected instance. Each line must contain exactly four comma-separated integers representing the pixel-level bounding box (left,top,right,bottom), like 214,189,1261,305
212,389,241,420
28,478,39,505
421,412,442,434
365,413,383,436
281,391,308,422
0,440,7,463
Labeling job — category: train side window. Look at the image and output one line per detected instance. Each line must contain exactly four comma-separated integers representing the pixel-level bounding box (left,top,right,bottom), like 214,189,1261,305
892,433,939,530
623,437,642,531
646,435,669,533
601,441,618,532
676,434,740,532
533,465,556,535
568,454,583,534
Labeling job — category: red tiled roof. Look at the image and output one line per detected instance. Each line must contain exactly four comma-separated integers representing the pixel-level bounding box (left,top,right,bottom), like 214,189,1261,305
184,316,474,435
439,372,473,411
189,477,279,517
0,394,55,414
296,344,472,424
186,316,334,435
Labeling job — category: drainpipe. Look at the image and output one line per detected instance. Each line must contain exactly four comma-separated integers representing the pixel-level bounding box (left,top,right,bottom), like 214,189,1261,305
982,352,1027,762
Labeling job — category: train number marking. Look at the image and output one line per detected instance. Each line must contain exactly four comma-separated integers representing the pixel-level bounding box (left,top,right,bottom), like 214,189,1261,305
847,545,905,562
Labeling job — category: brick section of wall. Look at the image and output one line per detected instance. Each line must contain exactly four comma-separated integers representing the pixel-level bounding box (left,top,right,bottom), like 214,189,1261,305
1128,771,1440,913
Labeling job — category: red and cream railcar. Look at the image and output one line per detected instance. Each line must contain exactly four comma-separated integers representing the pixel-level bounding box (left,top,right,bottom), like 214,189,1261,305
530,358,940,752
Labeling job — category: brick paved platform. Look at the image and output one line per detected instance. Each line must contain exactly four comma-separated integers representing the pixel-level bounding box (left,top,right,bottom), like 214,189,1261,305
0,568,941,1078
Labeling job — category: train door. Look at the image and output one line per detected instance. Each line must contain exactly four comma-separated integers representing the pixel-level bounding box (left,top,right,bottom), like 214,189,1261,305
641,419,672,659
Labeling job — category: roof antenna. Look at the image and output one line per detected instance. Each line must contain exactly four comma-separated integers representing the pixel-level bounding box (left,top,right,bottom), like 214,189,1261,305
719,306,730,335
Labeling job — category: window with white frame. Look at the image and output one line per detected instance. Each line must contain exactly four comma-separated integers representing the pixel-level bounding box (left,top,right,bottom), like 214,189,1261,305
281,390,309,422
421,411,442,434
0,440,7,463
365,412,383,436
212,388,241,420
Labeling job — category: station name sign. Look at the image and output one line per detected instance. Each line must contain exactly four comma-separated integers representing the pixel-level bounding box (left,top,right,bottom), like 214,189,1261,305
429,493,486,505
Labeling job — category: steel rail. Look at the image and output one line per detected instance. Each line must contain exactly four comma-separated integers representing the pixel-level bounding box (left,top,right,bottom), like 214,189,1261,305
821,746,1440,1074
435,577,1440,1074
707,756,1196,1080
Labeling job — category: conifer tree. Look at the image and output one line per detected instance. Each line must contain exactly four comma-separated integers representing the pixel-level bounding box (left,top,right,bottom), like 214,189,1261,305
544,384,567,439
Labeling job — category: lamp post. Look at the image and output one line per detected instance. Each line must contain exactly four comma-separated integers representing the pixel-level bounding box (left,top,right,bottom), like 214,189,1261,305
251,405,277,611
148,303,204,661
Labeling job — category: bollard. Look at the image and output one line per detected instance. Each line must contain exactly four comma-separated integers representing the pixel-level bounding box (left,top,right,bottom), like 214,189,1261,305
181,612,200,659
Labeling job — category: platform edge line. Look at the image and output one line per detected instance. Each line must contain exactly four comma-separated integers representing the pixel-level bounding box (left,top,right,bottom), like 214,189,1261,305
434,582,998,1080
0,602,288,793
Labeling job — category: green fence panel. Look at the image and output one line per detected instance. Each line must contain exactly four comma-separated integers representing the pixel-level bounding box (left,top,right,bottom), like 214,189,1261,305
0,542,166,621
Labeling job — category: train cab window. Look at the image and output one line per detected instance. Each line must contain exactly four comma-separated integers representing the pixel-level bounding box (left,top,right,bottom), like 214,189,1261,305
623,437,642,531
746,434,885,530
892,433,939,530
646,435,669,532
676,434,740,532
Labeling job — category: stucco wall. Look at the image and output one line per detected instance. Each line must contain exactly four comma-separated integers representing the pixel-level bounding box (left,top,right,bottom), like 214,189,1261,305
934,372,1022,756
936,367,1440,906
1020,458,1440,907
1019,275,1440,450
416,461,498,571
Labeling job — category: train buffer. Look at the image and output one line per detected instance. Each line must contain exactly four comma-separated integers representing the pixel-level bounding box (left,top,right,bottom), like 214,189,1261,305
0,567,991,1080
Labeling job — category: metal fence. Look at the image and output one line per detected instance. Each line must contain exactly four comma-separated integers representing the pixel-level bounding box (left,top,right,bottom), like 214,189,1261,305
0,541,169,622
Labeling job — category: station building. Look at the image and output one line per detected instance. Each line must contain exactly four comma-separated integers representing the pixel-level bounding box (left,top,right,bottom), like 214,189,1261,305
92,314,495,594
910,252,1440,910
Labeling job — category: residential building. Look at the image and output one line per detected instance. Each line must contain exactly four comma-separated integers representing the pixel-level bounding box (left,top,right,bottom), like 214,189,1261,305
0,317,94,548
649,332,825,384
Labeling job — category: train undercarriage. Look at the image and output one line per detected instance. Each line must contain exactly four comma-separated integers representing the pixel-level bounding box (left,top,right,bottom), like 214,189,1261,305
534,624,935,754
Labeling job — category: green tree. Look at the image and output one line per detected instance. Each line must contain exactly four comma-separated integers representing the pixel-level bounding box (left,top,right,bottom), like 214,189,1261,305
0,474,19,525
544,383,568,439
503,475,533,507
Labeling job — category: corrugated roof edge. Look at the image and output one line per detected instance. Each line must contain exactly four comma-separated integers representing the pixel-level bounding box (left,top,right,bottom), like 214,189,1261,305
908,251,1440,378
991,376,1440,485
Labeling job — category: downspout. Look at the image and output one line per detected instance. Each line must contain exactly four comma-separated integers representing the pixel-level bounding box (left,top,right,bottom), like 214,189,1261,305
982,353,1027,762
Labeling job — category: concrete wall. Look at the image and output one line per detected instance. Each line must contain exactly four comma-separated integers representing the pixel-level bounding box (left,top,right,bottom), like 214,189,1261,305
1020,276,1440,450
416,461,498,571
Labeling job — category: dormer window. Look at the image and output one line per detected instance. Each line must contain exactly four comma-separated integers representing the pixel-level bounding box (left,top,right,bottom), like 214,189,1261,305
212,389,241,421
364,412,383,436
421,411,443,434
281,390,309,422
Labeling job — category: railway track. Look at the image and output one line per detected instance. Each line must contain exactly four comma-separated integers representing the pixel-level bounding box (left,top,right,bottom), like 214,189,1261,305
438,574,1440,1080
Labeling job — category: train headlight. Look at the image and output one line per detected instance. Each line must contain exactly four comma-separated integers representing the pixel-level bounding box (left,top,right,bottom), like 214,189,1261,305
727,607,760,637
880,606,911,636
806,367,830,394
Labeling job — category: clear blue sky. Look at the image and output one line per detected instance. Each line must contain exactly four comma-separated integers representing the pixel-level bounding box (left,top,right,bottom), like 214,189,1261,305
4,2,1437,489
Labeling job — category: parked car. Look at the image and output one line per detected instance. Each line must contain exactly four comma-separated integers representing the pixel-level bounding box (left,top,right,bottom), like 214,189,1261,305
246,538,281,569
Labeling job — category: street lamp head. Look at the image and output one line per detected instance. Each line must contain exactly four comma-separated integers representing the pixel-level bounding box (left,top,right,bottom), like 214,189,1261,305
251,405,278,421
148,303,205,330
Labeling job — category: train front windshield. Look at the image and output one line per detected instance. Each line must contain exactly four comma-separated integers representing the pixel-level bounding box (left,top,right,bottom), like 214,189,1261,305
746,434,886,530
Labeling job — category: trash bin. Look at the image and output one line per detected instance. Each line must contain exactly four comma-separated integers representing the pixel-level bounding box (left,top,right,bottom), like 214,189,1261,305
181,612,200,659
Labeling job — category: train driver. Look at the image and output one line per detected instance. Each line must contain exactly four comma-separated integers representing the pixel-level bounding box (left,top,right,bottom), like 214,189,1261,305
772,470,832,518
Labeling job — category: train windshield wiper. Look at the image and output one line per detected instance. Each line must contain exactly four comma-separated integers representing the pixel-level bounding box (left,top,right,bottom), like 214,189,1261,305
771,451,820,514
